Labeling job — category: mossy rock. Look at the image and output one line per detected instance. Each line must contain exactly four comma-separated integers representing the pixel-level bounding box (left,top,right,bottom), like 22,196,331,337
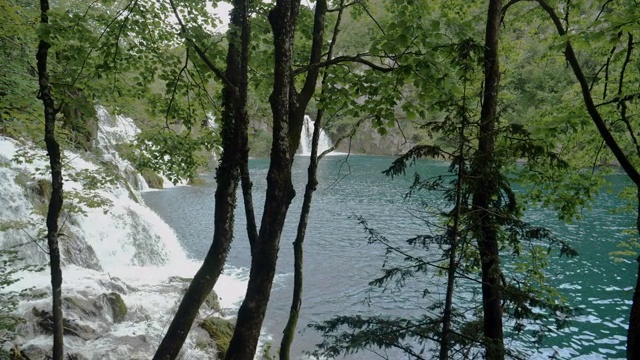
199,317,234,359
22,178,52,216
167,276,192,284
8,346,30,360
102,292,127,323
187,177,206,186
140,169,164,189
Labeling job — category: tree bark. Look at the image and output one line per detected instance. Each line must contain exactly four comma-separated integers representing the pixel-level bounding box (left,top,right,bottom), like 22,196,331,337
153,1,250,358
287,0,326,156
278,1,337,357
224,1,300,358
471,0,504,359
37,1,64,359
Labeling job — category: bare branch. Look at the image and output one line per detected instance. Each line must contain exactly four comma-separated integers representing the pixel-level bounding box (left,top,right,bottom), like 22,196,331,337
595,0,615,21
617,33,640,158
327,1,357,12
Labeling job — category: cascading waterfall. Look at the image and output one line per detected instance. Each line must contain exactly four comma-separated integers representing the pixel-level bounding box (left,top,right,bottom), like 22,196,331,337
0,108,247,359
298,115,334,156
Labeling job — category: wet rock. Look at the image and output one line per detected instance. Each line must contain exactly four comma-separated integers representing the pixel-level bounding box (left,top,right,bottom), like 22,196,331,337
204,291,221,313
100,292,127,323
32,308,97,340
199,317,235,359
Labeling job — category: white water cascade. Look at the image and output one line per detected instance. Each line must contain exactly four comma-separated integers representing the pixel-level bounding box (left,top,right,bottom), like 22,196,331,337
297,115,333,156
0,108,247,359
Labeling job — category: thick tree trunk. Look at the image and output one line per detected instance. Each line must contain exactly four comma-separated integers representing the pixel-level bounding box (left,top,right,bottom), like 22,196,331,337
36,1,64,359
225,1,299,358
153,1,250,359
471,1,504,359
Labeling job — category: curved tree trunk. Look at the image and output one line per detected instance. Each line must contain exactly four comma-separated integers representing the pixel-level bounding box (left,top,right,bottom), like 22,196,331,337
278,111,319,360
153,1,250,358
533,2,640,358
37,0,64,358
471,0,504,359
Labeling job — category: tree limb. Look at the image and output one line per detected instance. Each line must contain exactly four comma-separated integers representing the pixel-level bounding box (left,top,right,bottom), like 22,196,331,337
168,0,236,92
535,0,640,186
293,54,395,76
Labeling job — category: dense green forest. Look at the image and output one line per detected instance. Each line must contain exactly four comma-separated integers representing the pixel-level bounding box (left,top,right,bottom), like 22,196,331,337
1,0,640,359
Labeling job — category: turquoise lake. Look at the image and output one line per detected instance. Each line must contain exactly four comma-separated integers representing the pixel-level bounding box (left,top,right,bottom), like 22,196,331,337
143,155,636,359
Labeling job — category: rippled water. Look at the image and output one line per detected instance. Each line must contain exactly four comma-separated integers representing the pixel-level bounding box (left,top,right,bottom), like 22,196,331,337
142,155,636,359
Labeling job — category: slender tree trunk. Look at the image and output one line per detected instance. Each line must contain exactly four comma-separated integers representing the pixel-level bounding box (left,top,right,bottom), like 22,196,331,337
439,119,466,360
471,1,504,359
278,110,320,360
533,2,640,358
279,1,339,357
36,1,64,359
631,190,640,360
225,2,300,358
153,1,250,358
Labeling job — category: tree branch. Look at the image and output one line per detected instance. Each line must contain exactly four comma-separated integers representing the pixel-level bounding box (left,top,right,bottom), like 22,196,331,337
536,0,640,186
293,54,395,76
168,0,236,92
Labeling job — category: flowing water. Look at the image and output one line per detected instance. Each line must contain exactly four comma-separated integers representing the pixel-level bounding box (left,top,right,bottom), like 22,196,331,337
297,116,334,156
142,155,636,359
0,109,246,359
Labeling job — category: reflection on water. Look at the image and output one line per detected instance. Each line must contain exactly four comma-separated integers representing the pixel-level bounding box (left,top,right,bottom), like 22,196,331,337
143,155,635,359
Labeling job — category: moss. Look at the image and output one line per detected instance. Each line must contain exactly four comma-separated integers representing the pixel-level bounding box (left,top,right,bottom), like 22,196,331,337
104,292,127,323
61,97,98,151
195,340,210,351
140,169,164,189
187,177,206,186
199,317,234,359
34,179,52,200
21,178,52,216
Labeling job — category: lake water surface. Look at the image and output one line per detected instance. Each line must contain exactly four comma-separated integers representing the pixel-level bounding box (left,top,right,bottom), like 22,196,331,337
143,155,636,359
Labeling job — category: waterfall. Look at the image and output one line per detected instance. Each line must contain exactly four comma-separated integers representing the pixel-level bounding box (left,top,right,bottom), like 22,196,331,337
298,115,333,156
0,108,247,359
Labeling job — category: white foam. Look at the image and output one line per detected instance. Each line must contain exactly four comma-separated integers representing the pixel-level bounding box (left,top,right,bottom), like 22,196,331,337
298,115,335,156
0,106,248,358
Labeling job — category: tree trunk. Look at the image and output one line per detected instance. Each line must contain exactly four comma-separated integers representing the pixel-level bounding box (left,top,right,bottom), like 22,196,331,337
279,107,324,360
153,1,250,358
630,190,640,360
279,1,337,357
471,0,504,359
439,119,466,360
225,1,300,358
36,1,64,359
